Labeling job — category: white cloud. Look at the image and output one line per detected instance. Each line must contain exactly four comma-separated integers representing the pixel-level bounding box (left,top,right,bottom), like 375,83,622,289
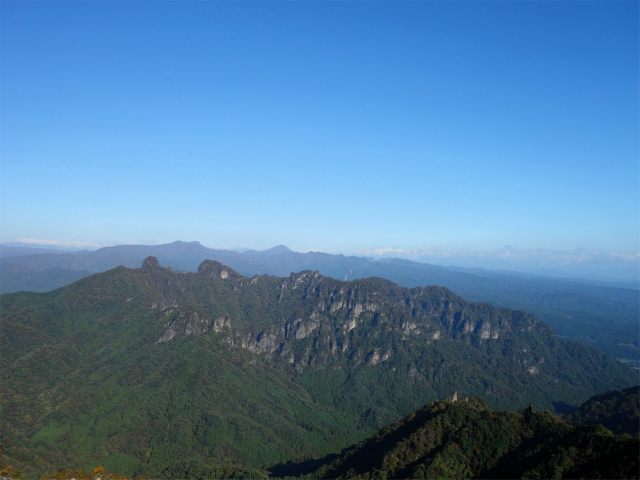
610,252,640,262
370,247,411,256
13,237,110,249
356,244,640,266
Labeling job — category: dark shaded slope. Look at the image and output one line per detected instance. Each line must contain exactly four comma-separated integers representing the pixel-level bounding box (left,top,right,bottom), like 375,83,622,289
566,385,640,435
306,397,640,480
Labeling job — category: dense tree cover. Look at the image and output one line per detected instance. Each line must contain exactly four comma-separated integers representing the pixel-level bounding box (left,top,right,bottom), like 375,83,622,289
38,465,129,480
305,397,640,480
1,258,637,478
565,385,640,435
6,391,640,479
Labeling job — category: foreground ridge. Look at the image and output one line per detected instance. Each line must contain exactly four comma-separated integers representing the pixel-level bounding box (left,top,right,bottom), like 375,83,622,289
303,396,640,480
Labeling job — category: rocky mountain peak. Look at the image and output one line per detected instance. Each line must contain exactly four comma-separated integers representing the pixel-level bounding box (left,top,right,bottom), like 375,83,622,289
259,245,292,255
142,256,160,269
197,259,238,279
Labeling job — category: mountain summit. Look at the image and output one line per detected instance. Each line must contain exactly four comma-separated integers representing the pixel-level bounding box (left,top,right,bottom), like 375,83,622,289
243,245,293,256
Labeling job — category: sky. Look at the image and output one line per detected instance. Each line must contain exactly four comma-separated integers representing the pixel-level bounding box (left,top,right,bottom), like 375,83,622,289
1,1,638,279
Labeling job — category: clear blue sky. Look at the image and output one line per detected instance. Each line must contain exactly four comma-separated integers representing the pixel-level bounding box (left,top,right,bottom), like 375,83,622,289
1,1,638,277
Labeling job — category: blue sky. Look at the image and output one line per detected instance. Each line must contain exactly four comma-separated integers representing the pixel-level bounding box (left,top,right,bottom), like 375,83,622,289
1,1,638,278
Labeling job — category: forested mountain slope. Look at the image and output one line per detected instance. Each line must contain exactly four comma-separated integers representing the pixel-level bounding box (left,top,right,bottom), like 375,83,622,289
1,257,636,477
566,385,640,435
1,241,637,364
304,396,640,480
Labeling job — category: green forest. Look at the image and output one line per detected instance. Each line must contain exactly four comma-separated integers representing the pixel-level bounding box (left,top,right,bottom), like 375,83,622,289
305,395,639,480
1,259,637,479
3,390,638,480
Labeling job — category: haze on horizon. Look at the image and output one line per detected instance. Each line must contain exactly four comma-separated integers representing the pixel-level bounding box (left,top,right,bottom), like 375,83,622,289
1,2,638,281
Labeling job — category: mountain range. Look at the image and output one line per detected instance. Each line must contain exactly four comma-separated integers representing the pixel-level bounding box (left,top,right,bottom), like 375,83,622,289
1,257,636,477
1,241,638,365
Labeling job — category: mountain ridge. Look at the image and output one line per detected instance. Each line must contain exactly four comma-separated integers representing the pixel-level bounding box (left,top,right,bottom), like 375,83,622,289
1,240,637,368
1,257,637,477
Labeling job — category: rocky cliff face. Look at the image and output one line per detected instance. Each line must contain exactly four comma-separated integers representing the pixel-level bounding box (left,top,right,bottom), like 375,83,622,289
141,257,552,376
44,256,631,411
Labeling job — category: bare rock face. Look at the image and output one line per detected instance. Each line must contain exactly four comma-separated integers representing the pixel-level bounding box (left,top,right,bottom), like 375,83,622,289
143,257,557,386
156,307,208,343
212,316,231,333
445,390,458,402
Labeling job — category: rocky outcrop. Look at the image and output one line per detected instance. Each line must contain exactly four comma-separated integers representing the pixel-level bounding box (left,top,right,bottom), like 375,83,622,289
156,307,208,343
142,256,160,269
148,259,549,377
197,259,239,279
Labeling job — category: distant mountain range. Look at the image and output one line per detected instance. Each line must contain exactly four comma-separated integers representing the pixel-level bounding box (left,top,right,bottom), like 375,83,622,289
1,257,636,478
0,245,75,256
1,241,638,365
